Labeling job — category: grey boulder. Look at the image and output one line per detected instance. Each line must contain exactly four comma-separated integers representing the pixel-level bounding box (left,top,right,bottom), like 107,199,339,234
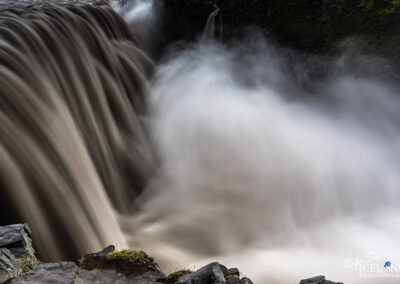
74,269,128,284
240,277,253,284
10,262,78,284
0,248,20,283
0,224,34,258
177,262,225,284
300,275,343,284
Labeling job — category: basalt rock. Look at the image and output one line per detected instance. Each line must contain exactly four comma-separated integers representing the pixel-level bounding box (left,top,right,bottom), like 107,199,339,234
176,262,225,284
80,248,165,280
0,236,345,284
9,262,78,284
0,248,20,283
300,275,343,284
0,224,34,258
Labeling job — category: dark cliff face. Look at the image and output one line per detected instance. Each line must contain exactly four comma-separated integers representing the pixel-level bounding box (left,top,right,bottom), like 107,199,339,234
162,0,400,59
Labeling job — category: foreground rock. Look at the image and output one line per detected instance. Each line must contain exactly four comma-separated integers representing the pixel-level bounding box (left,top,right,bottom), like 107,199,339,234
0,223,345,284
10,262,77,284
0,248,19,283
80,246,166,282
300,275,343,284
176,262,225,284
0,224,34,258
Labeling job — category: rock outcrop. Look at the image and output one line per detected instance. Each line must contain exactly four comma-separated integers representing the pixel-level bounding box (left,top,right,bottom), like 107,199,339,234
0,224,34,258
0,248,19,283
300,275,343,284
0,223,345,284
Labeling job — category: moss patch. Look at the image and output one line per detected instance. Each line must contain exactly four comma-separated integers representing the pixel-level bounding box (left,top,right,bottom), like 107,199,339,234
80,249,158,278
106,249,157,269
17,256,40,273
165,269,193,284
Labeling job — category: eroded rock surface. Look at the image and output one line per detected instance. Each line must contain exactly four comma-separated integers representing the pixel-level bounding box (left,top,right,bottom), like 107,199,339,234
0,224,34,258
0,248,19,283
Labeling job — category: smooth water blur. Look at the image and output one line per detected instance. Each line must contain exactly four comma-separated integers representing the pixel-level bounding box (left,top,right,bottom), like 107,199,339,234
125,40,400,283
1,1,399,282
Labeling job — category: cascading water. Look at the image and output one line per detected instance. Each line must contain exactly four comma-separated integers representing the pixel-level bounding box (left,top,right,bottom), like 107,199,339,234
0,1,154,260
0,1,400,283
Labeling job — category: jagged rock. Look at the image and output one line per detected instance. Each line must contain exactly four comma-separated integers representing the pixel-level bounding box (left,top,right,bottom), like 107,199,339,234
226,279,240,284
96,245,115,257
80,248,164,280
219,264,228,277
131,269,166,283
226,268,239,279
300,275,326,284
0,248,20,283
74,269,128,284
299,275,342,284
176,262,225,284
0,224,34,258
240,277,253,284
10,262,78,283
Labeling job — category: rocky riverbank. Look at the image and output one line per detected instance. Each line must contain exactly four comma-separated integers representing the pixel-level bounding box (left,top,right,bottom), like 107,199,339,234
0,224,344,283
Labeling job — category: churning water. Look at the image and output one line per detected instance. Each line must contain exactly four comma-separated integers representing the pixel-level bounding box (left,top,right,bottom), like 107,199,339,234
1,1,400,283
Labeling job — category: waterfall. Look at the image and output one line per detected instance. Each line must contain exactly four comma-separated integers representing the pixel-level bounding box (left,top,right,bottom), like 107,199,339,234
0,1,154,260
0,1,400,283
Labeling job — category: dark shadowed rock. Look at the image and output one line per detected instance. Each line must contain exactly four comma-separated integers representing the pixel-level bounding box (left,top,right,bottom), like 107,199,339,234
74,269,128,283
219,264,228,277
300,275,326,284
226,278,240,284
0,248,20,283
176,278,205,284
80,248,164,281
177,262,225,284
226,268,239,279
0,224,34,258
299,275,342,284
132,269,166,283
96,245,115,257
240,277,253,284
10,262,77,283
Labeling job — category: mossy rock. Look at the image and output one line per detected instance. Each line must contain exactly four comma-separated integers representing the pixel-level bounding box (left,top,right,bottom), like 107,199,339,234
166,269,193,284
80,249,159,278
17,255,41,273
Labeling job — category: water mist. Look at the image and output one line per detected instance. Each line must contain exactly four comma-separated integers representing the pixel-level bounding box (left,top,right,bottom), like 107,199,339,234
127,39,400,283
0,1,399,283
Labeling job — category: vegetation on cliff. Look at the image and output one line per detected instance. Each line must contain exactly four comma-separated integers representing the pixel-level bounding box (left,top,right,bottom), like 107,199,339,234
163,0,400,59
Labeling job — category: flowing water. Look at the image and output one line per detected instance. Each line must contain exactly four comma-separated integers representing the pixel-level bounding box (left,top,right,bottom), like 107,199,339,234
1,1,400,283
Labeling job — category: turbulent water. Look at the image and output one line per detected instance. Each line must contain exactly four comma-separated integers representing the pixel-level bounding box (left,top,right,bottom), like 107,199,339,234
1,1,400,283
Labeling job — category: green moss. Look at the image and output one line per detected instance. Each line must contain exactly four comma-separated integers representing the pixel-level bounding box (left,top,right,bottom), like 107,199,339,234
166,270,193,282
17,256,40,273
106,249,157,269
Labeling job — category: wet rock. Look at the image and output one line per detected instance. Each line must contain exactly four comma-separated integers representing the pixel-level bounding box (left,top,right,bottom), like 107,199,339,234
226,268,239,279
219,264,228,277
80,248,163,280
240,277,253,284
0,248,20,283
96,245,115,257
299,275,342,284
132,269,166,283
0,224,34,258
226,278,240,284
176,262,225,284
74,269,128,284
10,262,78,283
300,275,326,284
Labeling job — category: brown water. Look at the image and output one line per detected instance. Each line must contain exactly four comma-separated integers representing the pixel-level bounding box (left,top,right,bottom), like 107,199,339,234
0,1,154,260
